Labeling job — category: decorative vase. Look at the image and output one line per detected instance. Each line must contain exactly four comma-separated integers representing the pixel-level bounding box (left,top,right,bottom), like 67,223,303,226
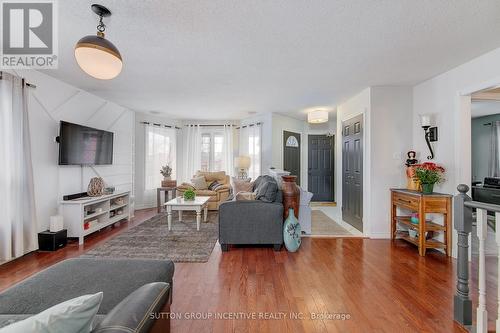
421,183,434,195
283,208,301,252
281,175,300,220
406,166,420,191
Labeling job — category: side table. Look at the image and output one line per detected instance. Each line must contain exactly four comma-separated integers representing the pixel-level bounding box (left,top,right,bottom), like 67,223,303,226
157,187,177,213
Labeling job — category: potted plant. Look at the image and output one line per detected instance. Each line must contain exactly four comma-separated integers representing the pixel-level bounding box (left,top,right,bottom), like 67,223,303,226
160,164,172,181
183,188,196,201
413,162,445,194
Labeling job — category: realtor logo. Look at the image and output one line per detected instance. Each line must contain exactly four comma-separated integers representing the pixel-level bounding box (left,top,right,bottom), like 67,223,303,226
1,0,58,68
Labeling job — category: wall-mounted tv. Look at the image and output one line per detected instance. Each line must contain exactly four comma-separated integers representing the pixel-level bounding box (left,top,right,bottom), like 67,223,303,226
58,121,114,165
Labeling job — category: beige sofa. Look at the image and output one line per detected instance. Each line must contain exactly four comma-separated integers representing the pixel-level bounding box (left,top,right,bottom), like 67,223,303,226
177,171,231,210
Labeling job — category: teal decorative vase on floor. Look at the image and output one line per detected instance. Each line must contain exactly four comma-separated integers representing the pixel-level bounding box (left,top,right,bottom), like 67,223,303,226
283,208,301,252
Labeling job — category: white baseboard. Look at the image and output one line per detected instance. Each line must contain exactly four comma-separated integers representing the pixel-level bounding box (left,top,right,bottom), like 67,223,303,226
134,204,157,210
369,232,391,239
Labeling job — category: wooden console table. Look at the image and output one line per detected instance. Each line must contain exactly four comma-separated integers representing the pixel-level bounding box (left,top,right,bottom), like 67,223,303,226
390,189,452,256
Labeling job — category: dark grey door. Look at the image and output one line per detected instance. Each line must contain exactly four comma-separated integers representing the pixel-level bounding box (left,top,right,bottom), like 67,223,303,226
308,135,334,201
283,130,301,185
342,115,363,231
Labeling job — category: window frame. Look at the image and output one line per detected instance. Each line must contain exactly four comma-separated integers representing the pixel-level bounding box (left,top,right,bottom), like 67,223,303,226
200,129,225,172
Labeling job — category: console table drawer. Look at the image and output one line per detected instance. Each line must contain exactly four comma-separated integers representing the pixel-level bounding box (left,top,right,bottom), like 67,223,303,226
392,193,419,210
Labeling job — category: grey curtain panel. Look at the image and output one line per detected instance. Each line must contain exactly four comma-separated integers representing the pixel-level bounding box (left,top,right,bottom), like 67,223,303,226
489,120,500,178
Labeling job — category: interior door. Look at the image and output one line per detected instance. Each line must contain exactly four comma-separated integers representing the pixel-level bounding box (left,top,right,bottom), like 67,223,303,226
308,135,334,201
342,115,363,231
283,130,301,185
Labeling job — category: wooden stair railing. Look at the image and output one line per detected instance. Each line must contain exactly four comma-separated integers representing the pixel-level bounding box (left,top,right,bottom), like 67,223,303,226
454,184,500,332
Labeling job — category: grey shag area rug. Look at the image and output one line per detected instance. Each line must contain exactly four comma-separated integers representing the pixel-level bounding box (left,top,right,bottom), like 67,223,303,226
81,211,219,263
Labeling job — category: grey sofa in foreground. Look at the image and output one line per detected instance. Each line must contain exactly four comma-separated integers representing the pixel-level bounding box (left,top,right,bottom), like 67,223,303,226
219,176,284,251
0,258,174,333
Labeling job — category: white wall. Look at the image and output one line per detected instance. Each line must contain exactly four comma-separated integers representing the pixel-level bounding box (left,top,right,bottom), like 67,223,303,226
413,47,500,196
11,69,134,233
370,86,413,237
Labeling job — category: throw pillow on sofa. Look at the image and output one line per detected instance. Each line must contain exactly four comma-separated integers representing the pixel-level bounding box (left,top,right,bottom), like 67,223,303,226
191,176,208,190
235,191,256,201
0,292,103,333
232,178,253,195
255,178,279,202
208,181,223,191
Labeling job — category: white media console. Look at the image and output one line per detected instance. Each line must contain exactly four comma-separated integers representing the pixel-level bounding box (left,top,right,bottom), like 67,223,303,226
60,191,131,244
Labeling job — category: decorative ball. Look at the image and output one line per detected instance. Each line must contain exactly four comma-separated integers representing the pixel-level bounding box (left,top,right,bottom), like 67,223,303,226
87,177,105,197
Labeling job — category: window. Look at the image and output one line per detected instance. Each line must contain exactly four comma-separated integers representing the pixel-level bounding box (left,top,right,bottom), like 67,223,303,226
286,135,299,147
239,124,262,180
145,125,176,190
200,131,225,172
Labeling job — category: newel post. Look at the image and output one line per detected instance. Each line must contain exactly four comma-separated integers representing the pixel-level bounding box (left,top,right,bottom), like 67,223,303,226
453,184,473,326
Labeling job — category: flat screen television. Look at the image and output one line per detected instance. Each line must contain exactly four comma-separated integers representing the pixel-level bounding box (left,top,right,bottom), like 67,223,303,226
58,121,113,165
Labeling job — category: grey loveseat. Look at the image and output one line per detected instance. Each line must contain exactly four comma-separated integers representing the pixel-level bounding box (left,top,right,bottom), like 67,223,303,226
0,258,174,333
219,176,284,251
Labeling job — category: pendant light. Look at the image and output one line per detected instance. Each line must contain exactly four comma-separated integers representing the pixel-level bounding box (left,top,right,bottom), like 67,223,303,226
74,4,122,80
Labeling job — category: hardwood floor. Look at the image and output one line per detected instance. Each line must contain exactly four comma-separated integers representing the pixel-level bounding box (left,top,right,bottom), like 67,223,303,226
0,208,485,332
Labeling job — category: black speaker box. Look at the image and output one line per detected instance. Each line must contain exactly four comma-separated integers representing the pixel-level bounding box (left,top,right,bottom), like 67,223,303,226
38,229,67,251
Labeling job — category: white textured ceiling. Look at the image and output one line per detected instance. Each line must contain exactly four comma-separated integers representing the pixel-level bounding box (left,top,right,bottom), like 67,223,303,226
43,0,500,120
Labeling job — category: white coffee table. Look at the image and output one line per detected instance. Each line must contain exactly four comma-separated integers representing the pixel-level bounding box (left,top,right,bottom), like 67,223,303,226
164,196,210,231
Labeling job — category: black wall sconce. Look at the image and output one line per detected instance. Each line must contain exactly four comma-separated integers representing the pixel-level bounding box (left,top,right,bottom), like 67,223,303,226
420,114,438,160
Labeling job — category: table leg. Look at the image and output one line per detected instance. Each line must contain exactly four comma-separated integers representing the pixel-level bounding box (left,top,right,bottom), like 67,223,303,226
446,198,452,257
167,206,172,231
157,188,161,214
179,210,182,221
196,208,201,231
418,201,426,256
204,205,208,222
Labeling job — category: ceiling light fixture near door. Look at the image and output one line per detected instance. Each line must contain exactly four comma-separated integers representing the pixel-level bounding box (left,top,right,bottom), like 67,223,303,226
307,110,329,124
74,4,122,80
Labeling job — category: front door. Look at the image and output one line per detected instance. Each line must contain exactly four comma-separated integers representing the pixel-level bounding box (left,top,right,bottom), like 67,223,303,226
283,131,301,185
342,114,363,231
308,135,334,201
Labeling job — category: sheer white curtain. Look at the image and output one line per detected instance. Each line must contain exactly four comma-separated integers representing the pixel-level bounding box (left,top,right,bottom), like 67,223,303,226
144,124,176,204
222,125,234,176
239,123,262,180
182,125,201,182
0,73,37,262
489,121,500,177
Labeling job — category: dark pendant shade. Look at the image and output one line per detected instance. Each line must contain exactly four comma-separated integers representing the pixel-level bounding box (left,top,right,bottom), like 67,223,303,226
74,34,122,80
